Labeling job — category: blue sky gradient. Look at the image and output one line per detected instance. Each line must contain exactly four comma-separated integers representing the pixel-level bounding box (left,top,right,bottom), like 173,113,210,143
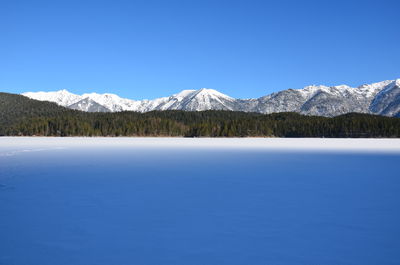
1,0,399,99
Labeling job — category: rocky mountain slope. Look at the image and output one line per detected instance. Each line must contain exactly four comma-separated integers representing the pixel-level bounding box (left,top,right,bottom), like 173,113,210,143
22,79,400,117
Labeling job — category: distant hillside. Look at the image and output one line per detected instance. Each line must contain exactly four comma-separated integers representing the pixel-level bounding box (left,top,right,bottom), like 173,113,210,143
0,92,75,132
1,92,400,137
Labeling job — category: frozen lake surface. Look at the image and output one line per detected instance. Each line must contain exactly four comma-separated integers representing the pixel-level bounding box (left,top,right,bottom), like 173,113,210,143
1,137,400,265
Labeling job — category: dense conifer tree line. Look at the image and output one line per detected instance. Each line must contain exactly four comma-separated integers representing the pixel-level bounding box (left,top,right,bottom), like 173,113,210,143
1,92,399,137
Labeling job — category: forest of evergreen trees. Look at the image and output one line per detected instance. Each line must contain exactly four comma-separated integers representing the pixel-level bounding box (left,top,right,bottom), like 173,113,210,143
1,92,400,137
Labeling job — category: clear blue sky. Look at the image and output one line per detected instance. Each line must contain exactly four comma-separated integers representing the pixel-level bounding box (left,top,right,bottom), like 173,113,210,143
1,0,399,99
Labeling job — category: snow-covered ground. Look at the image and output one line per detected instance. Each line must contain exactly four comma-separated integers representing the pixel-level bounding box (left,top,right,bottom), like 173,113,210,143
1,137,400,265
1,137,400,154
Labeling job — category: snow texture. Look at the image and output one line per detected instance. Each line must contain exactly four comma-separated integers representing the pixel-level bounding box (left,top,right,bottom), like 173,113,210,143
1,137,400,154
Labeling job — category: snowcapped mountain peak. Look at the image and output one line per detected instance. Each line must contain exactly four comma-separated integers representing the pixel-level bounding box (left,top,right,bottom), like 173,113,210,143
21,87,236,112
295,80,397,99
56,89,69,93
193,88,234,100
49,89,70,94
68,97,110,112
21,78,400,117
79,92,137,112
197,88,224,94
356,79,394,97
298,85,331,98
22,89,81,106
299,84,354,97
172,88,235,111
333,84,352,90
82,92,120,98
172,89,196,99
197,88,215,92
358,79,393,89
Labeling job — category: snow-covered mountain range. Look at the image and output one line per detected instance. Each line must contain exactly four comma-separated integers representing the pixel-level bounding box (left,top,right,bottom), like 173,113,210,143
22,79,400,117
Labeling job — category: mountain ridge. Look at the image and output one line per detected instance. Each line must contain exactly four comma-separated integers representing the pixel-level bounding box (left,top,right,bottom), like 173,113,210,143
21,79,400,117
2,91,400,138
